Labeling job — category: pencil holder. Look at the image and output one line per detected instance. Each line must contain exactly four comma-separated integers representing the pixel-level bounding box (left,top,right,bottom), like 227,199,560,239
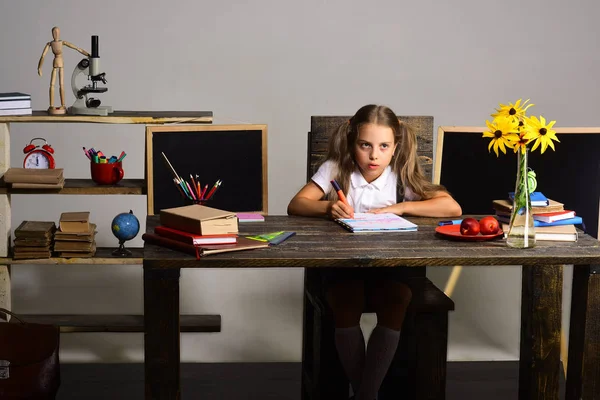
184,198,211,206
91,161,124,185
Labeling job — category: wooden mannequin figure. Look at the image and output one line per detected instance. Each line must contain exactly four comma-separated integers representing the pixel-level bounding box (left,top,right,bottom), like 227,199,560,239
38,27,90,115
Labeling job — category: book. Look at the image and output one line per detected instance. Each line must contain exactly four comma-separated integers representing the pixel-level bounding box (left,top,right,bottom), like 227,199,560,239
14,221,56,239
508,191,549,206
492,199,564,214
336,213,418,233
54,223,96,241
501,223,578,242
3,168,64,184
0,108,32,116
237,212,265,222
496,214,583,228
154,225,237,245
0,100,31,110
160,205,239,236
10,177,65,189
533,210,576,223
0,92,31,101
59,212,90,233
142,233,268,259
246,231,296,244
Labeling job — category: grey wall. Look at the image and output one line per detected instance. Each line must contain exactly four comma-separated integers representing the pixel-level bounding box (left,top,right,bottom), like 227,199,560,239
0,0,598,362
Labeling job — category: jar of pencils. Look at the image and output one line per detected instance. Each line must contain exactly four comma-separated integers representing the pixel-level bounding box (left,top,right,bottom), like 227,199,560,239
177,179,222,206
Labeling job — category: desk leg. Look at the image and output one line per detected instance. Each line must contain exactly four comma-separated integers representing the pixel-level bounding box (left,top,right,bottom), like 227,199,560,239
144,267,181,400
565,265,600,400
519,265,562,400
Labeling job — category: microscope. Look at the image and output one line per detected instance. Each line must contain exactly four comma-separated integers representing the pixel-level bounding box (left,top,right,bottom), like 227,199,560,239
68,35,113,116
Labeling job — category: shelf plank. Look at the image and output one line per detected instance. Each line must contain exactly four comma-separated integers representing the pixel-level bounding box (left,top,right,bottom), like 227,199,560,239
3,247,144,265
8,314,221,333
0,179,146,195
0,110,213,124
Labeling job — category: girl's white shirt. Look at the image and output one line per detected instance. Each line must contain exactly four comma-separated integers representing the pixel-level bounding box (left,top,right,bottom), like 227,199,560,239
311,160,420,213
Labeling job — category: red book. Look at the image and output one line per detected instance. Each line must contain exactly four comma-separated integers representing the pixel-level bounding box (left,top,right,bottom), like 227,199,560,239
154,225,237,245
142,233,200,259
142,233,269,259
533,210,576,223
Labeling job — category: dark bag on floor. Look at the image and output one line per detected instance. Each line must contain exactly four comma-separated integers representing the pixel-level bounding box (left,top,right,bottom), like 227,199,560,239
0,308,60,400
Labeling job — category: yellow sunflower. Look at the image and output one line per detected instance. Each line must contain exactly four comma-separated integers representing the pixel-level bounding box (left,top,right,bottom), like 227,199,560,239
491,99,535,122
524,115,559,153
483,117,519,156
511,131,535,153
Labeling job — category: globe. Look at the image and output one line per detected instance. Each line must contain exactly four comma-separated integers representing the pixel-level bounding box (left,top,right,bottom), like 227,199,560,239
111,210,140,256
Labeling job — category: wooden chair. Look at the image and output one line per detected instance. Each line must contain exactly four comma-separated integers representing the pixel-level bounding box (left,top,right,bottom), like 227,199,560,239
301,116,455,400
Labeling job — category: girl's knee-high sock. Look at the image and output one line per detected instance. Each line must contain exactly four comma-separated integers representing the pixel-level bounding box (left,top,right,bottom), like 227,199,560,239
356,325,400,400
334,325,365,395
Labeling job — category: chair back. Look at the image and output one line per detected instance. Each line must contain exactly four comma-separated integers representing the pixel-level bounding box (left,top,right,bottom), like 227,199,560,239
307,116,434,182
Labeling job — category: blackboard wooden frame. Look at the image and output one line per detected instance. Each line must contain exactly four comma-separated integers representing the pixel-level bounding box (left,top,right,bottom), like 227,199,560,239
434,126,600,239
145,124,268,215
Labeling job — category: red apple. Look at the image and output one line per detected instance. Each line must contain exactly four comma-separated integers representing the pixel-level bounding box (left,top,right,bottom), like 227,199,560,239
479,216,500,235
460,218,480,236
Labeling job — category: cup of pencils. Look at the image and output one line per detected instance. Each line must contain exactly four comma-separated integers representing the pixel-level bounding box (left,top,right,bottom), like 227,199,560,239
161,150,223,206
179,178,222,206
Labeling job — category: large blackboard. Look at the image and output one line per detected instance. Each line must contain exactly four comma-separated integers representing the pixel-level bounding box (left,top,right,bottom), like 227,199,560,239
435,127,600,238
146,124,268,215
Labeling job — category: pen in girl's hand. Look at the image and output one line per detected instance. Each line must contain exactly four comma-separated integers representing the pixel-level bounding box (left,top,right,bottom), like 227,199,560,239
438,219,463,226
330,179,350,207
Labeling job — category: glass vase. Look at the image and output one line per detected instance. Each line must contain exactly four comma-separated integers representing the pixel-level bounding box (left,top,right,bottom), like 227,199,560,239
506,147,536,248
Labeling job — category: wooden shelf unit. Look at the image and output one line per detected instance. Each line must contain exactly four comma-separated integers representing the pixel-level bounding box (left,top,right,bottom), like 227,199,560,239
0,111,220,333
0,179,146,195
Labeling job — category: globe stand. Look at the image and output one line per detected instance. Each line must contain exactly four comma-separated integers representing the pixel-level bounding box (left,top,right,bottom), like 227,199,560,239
112,239,132,257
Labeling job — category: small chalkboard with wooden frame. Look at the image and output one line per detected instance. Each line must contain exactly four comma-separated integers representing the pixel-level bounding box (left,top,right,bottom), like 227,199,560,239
434,126,600,238
146,124,268,215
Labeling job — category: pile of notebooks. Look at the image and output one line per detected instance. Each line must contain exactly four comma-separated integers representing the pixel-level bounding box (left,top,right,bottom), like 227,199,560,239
13,221,56,259
53,212,97,258
143,205,268,258
3,168,65,190
493,192,583,242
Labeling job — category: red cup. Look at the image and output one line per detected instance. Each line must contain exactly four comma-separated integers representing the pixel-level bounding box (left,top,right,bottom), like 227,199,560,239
90,161,124,185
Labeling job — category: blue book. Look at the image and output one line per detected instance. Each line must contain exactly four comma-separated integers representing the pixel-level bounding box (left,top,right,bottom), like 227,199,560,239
508,191,549,206
497,215,583,228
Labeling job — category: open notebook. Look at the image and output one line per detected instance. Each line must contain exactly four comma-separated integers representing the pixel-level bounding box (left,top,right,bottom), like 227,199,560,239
336,213,418,233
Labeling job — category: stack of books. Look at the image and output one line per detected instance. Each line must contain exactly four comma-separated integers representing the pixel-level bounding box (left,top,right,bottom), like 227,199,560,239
53,212,97,258
3,168,65,190
0,92,32,116
13,221,56,259
493,192,582,241
143,205,268,258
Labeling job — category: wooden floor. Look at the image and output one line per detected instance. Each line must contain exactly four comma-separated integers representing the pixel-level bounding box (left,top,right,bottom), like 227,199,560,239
58,361,565,399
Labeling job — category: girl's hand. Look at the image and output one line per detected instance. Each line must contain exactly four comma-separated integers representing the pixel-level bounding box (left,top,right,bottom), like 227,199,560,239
330,201,355,219
369,204,404,215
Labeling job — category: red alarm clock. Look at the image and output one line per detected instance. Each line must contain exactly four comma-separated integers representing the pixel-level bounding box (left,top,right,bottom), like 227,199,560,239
23,137,55,169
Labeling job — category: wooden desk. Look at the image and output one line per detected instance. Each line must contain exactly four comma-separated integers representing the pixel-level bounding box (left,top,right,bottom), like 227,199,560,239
143,215,600,400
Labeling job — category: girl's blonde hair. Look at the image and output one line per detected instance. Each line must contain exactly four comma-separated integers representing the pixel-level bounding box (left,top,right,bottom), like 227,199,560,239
325,104,447,201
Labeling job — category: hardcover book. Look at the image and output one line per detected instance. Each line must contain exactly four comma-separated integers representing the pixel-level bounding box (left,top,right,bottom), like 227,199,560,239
154,225,237,245
59,212,90,233
496,214,583,228
508,191,549,206
159,205,239,236
501,223,577,242
3,168,64,184
533,210,576,223
142,233,268,259
492,199,564,214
